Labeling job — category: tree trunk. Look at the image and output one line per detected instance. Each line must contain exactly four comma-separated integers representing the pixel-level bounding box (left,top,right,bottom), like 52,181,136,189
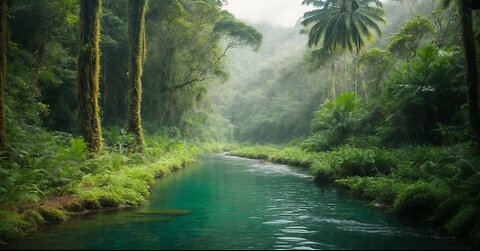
0,0,7,151
353,54,358,96
78,0,102,154
331,61,336,102
127,0,147,150
459,0,480,142
360,67,368,103
343,53,347,93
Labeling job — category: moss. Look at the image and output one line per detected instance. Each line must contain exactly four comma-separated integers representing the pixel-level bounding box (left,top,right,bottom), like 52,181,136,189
98,196,121,208
126,0,148,148
446,206,477,236
21,209,45,227
37,206,70,223
80,198,101,210
78,0,102,154
0,211,34,241
393,182,446,220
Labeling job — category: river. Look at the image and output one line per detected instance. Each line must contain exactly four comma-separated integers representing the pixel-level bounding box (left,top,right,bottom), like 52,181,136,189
5,154,473,250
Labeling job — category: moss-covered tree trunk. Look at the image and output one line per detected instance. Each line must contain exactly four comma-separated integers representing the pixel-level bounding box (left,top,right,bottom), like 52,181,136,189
459,0,480,143
127,0,147,150
78,0,102,154
0,0,8,151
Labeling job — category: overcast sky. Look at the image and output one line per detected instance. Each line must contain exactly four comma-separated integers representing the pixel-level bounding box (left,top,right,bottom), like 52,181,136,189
222,0,312,28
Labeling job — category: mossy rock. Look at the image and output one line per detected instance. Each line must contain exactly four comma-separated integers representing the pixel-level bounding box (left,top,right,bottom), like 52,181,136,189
80,199,101,210
446,205,477,236
0,211,34,241
98,196,121,208
21,209,45,227
63,199,84,213
36,206,70,223
393,182,442,220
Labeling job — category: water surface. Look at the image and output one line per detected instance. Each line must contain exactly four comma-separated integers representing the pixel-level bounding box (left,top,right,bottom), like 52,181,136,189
5,154,474,250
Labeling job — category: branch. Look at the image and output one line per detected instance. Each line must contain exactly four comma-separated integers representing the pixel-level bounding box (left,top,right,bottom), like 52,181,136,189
173,77,207,89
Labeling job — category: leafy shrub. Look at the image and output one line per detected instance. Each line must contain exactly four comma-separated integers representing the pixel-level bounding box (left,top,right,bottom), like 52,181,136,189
393,181,450,220
337,177,406,205
305,93,363,151
446,205,477,236
380,45,466,145
329,147,395,178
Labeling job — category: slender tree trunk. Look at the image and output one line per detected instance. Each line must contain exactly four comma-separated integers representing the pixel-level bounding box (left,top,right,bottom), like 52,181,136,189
353,54,358,96
360,67,368,103
78,0,102,154
102,49,107,114
459,0,480,142
0,0,7,150
343,53,347,93
127,0,147,150
331,61,336,102
32,44,46,97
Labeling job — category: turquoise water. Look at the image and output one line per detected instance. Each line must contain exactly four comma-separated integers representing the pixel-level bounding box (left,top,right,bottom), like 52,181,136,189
4,154,475,250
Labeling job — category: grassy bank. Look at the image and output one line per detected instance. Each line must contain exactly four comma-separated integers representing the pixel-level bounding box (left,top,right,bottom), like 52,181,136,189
229,144,480,239
0,130,201,244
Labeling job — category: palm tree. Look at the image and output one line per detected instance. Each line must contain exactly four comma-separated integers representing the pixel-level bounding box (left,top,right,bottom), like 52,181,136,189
301,0,385,53
0,0,8,150
127,0,147,150
78,0,103,154
302,0,384,98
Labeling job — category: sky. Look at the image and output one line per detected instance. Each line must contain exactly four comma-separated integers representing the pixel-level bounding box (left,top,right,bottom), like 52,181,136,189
222,0,312,28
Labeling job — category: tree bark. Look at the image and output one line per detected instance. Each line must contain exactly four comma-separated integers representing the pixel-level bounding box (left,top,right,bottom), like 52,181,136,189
331,61,336,102
459,0,480,142
78,0,103,154
0,0,8,151
127,0,147,150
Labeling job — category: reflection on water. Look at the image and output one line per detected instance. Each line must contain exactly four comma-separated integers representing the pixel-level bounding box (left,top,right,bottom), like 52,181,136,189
4,154,476,250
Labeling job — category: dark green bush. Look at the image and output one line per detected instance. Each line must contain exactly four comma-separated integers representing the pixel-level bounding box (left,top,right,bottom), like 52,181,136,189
330,147,395,178
393,182,448,220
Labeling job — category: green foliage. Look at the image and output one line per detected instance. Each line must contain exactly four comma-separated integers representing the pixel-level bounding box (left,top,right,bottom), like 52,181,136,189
446,205,477,236
302,0,385,52
304,93,363,151
388,16,434,60
0,211,34,241
328,147,395,177
393,181,450,220
337,176,406,205
36,206,69,222
214,11,263,51
380,45,466,145
359,48,393,97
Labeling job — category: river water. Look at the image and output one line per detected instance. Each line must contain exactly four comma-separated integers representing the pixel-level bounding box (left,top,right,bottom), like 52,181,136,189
5,154,474,250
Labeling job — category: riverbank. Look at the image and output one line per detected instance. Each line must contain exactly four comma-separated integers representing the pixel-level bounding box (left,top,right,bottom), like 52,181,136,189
5,154,470,250
0,133,201,244
229,144,480,240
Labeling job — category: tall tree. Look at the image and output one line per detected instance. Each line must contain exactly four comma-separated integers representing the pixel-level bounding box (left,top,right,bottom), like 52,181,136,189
0,0,7,150
458,0,480,142
127,0,147,149
442,0,480,142
302,0,385,99
78,0,102,154
301,0,385,53
359,48,393,98
388,16,433,61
